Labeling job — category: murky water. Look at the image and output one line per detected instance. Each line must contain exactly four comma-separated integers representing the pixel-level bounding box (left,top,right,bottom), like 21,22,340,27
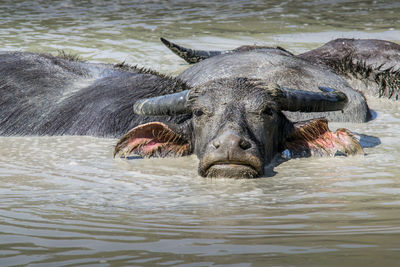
1,1,400,266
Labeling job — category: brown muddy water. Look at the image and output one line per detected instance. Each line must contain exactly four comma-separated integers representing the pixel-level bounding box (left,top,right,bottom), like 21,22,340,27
1,1,400,266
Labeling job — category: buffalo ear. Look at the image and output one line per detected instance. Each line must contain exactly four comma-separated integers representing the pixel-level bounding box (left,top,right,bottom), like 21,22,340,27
284,118,364,157
114,122,191,158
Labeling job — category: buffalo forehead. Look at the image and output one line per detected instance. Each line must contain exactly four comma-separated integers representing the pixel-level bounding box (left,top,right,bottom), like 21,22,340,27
192,78,276,112
179,50,348,92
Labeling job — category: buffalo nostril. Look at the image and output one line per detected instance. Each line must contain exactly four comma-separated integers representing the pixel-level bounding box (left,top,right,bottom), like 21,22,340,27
239,139,251,150
212,140,220,149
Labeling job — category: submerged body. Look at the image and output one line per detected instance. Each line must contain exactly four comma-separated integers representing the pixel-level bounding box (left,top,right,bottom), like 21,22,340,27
298,38,400,100
0,51,189,138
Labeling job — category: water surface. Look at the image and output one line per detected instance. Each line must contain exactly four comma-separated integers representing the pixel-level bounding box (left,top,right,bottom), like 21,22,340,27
1,1,400,266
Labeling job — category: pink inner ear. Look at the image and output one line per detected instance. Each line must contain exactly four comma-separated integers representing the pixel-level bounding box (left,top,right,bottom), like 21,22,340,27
127,138,163,153
285,118,364,157
114,122,190,158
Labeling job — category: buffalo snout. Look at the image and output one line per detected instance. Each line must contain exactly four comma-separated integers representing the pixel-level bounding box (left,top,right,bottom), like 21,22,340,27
199,131,263,178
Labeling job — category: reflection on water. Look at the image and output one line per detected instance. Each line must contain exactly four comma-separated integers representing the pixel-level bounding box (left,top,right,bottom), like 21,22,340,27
0,0,400,266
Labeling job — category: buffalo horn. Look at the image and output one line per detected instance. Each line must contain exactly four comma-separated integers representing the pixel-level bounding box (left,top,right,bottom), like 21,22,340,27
161,37,223,64
277,86,348,112
133,90,191,116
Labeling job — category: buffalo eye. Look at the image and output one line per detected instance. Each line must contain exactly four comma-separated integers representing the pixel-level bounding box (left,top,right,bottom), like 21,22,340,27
261,107,274,117
193,109,204,117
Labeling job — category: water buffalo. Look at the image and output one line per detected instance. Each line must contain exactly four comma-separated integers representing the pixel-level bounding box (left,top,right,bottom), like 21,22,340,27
1,38,397,178
0,51,189,137
115,77,361,178
115,38,399,178
161,37,400,102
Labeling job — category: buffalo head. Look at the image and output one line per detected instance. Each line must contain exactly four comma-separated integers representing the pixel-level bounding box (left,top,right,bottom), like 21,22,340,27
114,77,362,178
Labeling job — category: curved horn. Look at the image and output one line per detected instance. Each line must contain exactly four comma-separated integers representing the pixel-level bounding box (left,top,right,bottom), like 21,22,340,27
133,90,191,116
160,37,223,64
274,85,348,112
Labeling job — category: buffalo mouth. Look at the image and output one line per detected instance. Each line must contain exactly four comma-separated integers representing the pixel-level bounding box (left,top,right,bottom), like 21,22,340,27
201,160,263,179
